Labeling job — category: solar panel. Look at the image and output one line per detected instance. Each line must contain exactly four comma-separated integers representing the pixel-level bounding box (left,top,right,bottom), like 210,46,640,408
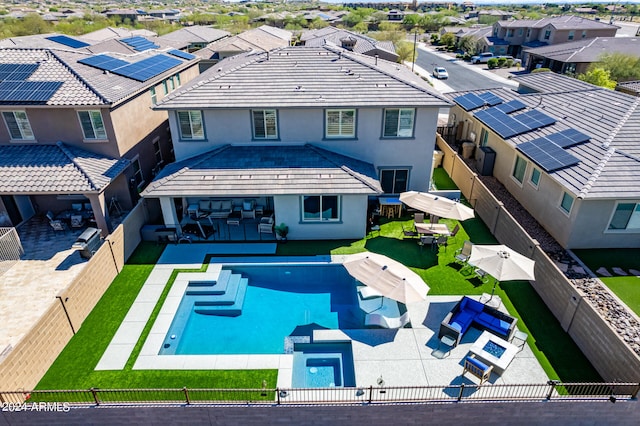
453,93,486,111
514,109,556,130
478,91,503,106
0,64,39,81
121,36,159,52
517,137,580,172
79,54,129,71
111,54,182,81
493,99,526,114
475,108,530,139
46,35,90,49
0,80,62,102
545,128,590,148
168,49,196,60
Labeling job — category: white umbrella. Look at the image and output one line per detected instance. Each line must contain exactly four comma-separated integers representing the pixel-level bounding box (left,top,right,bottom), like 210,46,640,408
467,244,536,299
399,191,474,221
343,252,429,305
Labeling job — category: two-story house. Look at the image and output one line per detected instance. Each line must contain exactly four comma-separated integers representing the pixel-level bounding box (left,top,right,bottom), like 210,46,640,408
0,34,200,234
157,26,230,53
485,15,618,59
301,27,399,63
144,45,451,240
445,72,640,249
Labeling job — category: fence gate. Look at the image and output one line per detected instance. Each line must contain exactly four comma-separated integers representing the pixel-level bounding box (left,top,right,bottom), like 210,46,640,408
0,227,23,277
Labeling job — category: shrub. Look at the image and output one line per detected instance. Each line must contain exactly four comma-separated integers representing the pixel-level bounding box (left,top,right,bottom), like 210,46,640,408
532,67,551,73
497,57,507,67
505,58,514,68
487,58,499,69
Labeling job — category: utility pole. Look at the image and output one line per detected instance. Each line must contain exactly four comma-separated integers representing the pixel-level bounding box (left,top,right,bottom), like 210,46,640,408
411,27,418,72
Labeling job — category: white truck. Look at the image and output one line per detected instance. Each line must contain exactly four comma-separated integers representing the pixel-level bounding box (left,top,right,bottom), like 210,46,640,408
471,52,516,64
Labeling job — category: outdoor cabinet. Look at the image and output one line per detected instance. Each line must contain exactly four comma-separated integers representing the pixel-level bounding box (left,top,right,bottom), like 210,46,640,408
72,227,102,259
476,146,496,176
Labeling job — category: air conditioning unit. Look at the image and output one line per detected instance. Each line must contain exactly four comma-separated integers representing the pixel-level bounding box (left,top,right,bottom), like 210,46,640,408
476,146,496,176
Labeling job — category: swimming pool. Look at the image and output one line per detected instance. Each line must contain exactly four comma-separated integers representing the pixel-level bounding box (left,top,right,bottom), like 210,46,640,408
160,263,364,355
292,342,356,388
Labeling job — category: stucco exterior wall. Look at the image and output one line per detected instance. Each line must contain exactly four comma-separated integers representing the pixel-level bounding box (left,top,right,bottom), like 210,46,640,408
273,194,368,240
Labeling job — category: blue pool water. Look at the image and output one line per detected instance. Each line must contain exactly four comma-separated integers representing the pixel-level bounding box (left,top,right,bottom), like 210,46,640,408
483,341,506,358
292,342,356,388
160,264,364,355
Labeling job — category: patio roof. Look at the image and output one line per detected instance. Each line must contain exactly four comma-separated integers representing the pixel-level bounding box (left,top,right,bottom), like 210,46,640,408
141,144,383,198
0,142,130,194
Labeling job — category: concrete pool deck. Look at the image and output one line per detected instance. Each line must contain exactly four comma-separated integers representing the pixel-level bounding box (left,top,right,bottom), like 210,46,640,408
96,246,548,389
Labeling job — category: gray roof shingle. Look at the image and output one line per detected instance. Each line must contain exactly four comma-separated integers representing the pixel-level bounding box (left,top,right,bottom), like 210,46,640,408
498,15,619,30
0,142,130,194
159,45,450,109
523,37,640,63
445,75,640,199
141,144,382,197
302,27,397,57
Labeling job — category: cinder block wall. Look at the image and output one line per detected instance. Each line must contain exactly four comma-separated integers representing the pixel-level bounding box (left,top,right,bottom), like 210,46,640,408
0,203,148,390
437,135,640,381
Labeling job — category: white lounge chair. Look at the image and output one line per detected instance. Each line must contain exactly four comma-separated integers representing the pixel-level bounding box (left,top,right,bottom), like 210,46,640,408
365,311,411,329
358,286,383,300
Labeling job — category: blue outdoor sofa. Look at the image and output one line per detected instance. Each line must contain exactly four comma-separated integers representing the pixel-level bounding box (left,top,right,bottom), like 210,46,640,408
438,296,518,345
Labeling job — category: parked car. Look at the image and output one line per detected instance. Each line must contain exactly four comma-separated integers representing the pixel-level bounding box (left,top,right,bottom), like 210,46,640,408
432,67,449,80
471,52,495,64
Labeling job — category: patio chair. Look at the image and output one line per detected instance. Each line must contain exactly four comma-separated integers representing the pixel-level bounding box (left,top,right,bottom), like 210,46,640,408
49,219,67,233
258,214,274,234
241,199,256,219
418,235,435,252
436,235,448,252
449,224,461,243
70,214,85,228
414,212,425,223
455,240,473,264
365,311,411,329
402,224,418,239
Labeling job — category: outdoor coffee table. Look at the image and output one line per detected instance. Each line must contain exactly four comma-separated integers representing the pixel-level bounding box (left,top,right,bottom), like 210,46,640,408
469,331,519,375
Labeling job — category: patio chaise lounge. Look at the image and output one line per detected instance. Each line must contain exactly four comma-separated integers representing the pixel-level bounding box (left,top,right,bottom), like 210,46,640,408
439,296,517,344
365,311,411,329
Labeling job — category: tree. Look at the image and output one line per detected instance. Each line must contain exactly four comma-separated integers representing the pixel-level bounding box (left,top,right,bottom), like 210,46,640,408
440,32,456,48
402,14,420,30
15,14,51,36
595,52,640,82
395,41,416,64
577,68,617,89
457,35,477,54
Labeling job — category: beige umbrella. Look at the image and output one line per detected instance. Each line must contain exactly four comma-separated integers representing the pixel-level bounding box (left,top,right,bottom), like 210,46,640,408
343,252,429,305
467,244,536,299
399,191,474,221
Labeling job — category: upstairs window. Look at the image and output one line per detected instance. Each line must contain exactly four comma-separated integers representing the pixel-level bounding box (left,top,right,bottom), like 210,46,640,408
150,87,157,106
2,111,34,140
380,169,408,194
529,167,541,188
568,31,575,41
544,29,551,40
325,109,355,138
252,109,278,139
383,108,415,138
177,110,205,140
78,110,107,140
512,156,527,184
560,192,574,214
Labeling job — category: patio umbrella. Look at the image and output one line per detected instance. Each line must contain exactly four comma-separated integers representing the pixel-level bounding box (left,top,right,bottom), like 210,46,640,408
399,191,475,221
467,244,536,299
343,252,429,306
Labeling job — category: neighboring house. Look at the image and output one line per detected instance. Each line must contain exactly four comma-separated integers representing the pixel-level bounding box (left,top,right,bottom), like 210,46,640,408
617,80,640,97
145,45,450,240
523,37,640,74
78,27,157,44
157,26,230,52
146,9,182,22
387,10,405,22
103,9,144,23
0,38,200,234
301,27,398,63
490,15,619,58
444,72,640,249
195,26,292,72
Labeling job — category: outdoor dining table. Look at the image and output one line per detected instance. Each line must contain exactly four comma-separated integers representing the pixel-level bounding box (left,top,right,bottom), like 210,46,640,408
414,222,451,236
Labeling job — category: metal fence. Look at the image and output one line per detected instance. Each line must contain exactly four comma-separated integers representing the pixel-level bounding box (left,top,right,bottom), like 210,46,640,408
1,382,637,407
0,227,23,277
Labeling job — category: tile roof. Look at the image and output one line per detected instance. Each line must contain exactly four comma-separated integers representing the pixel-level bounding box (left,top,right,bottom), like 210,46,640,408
524,37,640,63
195,26,292,59
498,15,619,30
157,26,230,48
301,27,397,57
141,144,382,197
445,74,640,199
0,142,130,194
160,45,451,109
78,27,157,43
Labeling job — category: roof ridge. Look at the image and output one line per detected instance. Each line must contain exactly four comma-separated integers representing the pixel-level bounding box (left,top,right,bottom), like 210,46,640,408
577,146,615,199
603,96,640,149
306,144,382,193
566,37,597,62
49,49,110,105
56,141,99,191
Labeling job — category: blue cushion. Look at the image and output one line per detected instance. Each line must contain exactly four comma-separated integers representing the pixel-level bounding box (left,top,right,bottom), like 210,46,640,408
450,322,462,332
466,356,488,371
477,312,495,325
498,319,511,331
465,298,484,313
453,311,473,327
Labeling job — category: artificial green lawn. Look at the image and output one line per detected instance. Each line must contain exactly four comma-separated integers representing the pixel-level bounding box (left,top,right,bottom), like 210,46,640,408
573,248,640,316
38,215,601,391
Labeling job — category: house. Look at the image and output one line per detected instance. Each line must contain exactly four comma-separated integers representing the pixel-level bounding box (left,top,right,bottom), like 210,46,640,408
144,45,451,240
523,37,640,75
77,27,157,44
194,26,292,72
490,15,619,59
445,72,640,249
157,26,230,52
0,37,200,234
301,27,398,63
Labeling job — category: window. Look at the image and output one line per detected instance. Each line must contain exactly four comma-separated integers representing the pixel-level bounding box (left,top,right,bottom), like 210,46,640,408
168,77,175,91
512,156,527,184
529,167,541,188
480,128,489,147
526,29,531,38
560,192,574,214
544,29,551,40
608,203,640,230
325,109,355,138
568,31,575,41
252,109,278,139
302,195,340,222
380,169,408,194
383,108,415,138
2,111,34,140
153,137,163,163
163,80,169,95
78,110,107,140
582,30,587,39
507,29,514,37
150,87,157,106
132,158,144,188
518,29,523,36
174,73,181,87
177,110,204,140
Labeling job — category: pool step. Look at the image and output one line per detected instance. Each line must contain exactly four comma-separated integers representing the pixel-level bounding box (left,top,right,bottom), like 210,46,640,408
194,277,248,317
194,273,241,306
186,270,231,295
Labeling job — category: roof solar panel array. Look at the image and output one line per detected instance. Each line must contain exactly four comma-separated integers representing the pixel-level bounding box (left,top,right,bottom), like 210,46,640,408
168,49,196,60
477,92,502,106
545,128,590,148
493,99,526,114
474,104,556,139
0,81,63,102
78,54,182,82
120,36,160,52
0,64,39,81
517,137,581,172
46,35,90,49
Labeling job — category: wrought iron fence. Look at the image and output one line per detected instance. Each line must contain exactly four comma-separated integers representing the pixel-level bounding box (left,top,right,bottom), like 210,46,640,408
1,382,637,407
0,227,23,277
